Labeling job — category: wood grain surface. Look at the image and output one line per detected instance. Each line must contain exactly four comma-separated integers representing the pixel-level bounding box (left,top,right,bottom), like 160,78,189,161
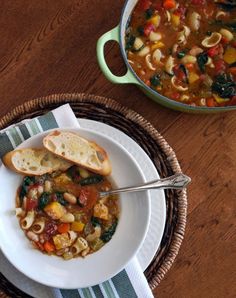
0,1,235,297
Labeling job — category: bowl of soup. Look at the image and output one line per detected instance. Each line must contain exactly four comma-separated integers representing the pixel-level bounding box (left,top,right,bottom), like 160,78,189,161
97,0,236,112
0,128,151,288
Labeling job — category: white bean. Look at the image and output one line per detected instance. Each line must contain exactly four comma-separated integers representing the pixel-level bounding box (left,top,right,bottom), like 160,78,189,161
152,49,163,64
81,247,90,257
181,55,197,64
138,46,150,57
27,231,39,242
37,185,44,196
149,31,162,42
63,192,77,204
188,12,201,31
220,29,233,41
189,46,203,56
44,180,52,193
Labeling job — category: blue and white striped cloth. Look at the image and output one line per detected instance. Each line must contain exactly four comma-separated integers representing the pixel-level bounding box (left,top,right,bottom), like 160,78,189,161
0,104,153,298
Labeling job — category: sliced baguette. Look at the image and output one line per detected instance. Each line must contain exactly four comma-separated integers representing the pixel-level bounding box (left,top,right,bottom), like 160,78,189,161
43,130,111,176
2,148,72,176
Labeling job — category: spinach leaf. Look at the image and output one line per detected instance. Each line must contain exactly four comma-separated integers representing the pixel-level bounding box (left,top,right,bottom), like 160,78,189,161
55,192,68,206
79,175,103,186
137,26,144,36
38,193,50,210
145,8,153,19
100,220,118,243
91,216,101,227
197,52,208,73
126,34,135,50
66,166,80,179
212,74,236,98
177,51,186,59
214,19,236,32
150,74,161,87
179,64,189,83
19,176,36,204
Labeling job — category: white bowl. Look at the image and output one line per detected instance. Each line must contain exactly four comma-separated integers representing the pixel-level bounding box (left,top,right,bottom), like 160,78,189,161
0,128,151,288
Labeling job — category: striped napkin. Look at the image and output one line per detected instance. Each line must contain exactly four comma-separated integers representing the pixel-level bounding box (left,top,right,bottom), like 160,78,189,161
0,104,153,298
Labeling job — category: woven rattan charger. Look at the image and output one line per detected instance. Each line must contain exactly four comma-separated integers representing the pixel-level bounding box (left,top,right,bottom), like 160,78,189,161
0,93,187,298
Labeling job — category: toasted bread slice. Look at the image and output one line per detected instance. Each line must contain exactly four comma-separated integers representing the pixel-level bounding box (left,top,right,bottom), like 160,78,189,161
2,148,72,176
43,130,111,176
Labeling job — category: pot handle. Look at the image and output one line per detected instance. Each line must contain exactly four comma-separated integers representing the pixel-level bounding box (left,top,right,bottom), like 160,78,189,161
97,26,141,85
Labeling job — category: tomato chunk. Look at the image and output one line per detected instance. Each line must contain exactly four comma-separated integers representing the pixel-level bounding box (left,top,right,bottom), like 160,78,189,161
207,46,220,58
26,198,38,211
214,59,226,75
143,23,155,36
78,186,98,210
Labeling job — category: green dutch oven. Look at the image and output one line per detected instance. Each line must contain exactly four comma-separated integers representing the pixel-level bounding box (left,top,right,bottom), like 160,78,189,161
97,0,236,113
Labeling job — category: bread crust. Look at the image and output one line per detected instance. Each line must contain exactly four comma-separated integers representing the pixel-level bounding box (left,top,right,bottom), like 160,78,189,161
43,131,112,176
2,148,72,176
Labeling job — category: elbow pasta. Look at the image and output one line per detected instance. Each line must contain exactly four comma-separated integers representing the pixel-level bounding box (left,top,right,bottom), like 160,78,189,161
31,219,45,234
71,237,88,255
16,166,119,259
21,211,35,230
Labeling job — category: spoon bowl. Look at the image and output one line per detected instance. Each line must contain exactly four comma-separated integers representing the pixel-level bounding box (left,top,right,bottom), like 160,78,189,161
100,173,191,197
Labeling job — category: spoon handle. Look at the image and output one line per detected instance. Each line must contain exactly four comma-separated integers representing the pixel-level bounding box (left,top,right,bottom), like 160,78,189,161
99,173,191,197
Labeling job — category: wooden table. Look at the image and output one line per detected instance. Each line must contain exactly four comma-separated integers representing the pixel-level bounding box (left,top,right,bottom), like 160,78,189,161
0,1,235,297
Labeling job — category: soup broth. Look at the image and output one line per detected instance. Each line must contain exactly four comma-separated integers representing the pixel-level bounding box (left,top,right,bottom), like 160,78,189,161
16,166,119,259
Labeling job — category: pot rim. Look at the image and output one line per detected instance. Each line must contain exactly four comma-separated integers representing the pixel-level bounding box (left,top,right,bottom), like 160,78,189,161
118,0,236,112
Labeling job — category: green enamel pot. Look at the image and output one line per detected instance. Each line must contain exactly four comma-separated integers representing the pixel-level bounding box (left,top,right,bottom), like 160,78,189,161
97,0,236,113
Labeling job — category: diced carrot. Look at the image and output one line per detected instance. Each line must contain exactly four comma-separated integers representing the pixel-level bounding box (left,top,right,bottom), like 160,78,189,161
185,63,194,70
57,223,70,234
206,97,216,107
163,0,176,10
44,241,55,253
229,67,236,76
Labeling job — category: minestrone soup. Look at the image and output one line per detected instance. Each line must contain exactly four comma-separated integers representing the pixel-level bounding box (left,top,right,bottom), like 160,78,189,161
125,0,236,107
16,166,119,259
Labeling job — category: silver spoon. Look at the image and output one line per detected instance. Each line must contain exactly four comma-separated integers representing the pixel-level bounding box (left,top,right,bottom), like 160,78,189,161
99,173,191,197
